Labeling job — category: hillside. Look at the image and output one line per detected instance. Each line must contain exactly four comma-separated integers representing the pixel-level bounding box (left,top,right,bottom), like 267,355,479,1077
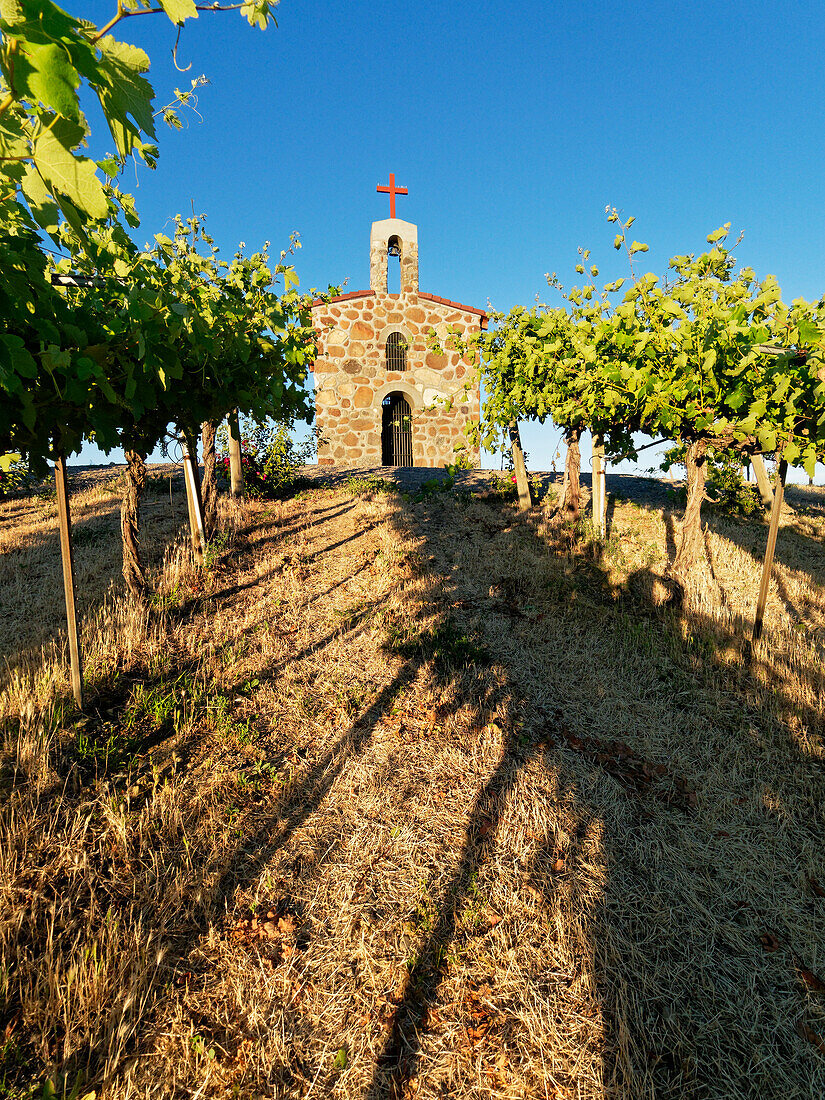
1,471,824,1099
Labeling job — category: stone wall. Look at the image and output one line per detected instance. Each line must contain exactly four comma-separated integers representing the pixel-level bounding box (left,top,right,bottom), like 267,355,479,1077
311,290,484,467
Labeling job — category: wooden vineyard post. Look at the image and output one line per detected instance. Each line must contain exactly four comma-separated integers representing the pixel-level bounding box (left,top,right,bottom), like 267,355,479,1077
54,456,83,708
751,453,774,513
228,409,244,497
751,457,788,646
182,440,206,566
592,433,606,540
509,423,532,511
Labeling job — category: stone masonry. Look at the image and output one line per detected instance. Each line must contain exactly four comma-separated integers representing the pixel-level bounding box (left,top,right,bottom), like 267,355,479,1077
311,217,488,466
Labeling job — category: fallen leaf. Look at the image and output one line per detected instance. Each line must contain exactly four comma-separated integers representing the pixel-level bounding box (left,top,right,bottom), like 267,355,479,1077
277,915,297,935
333,1047,348,1069
552,858,565,873
797,1021,825,1053
808,875,825,899
797,964,825,993
758,932,781,952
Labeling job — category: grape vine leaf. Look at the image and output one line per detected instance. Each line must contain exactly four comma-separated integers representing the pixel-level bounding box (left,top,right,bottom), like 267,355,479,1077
33,127,108,221
158,0,198,24
21,164,60,237
8,39,81,120
92,36,156,160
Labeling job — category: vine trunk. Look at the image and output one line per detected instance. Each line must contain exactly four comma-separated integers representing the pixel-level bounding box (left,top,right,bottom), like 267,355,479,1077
121,450,147,597
672,439,708,585
561,428,581,522
201,421,219,538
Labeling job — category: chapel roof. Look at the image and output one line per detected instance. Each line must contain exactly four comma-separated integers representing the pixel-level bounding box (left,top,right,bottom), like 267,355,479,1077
311,289,488,327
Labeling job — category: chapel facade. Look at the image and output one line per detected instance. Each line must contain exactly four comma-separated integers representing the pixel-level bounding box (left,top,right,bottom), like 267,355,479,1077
311,209,488,467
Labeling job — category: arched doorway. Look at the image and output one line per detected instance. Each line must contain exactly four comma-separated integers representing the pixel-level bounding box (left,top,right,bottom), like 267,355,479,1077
381,392,413,466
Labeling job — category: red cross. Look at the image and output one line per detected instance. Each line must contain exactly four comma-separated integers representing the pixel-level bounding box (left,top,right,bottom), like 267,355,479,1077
376,172,408,218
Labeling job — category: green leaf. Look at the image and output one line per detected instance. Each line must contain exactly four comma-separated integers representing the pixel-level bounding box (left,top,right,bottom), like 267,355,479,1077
796,318,820,346
757,426,776,452
116,189,140,227
240,0,276,29
0,334,38,379
706,223,731,244
92,36,156,159
783,439,800,465
33,128,108,221
11,40,81,120
98,157,120,179
0,109,29,161
333,1048,348,1070
157,0,198,24
0,0,26,26
21,164,60,237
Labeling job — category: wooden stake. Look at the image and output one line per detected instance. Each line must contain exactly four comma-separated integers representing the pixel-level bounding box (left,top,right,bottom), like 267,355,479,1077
228,409,244,497
509,423,532,511
592,433,606,539
751,453,774,512
182,442,206,566
752,458,787,645
54,456,83,708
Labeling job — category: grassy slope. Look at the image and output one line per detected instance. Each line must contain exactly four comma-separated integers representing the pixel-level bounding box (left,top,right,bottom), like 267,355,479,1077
0,473,824,1099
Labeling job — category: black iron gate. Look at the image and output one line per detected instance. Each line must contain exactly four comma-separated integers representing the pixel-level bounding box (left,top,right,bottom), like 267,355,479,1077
381,393,413,466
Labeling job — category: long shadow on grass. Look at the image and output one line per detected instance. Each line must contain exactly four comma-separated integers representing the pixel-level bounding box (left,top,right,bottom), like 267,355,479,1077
212,661,421,909
364,489,825,1099
367,711,534,1094
0,486,393,1091
1,491,220,672
628,481,825,592
0,484,351,676
363,498,555,1096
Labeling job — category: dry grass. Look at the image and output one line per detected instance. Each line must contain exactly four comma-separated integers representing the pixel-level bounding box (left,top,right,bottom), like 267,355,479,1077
0,471,823,1098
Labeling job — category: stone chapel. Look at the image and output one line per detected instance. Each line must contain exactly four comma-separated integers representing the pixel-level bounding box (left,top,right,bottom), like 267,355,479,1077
311,182,488,467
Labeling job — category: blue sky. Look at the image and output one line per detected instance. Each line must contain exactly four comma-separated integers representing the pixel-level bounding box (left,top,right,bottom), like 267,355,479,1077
77,0,825,479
